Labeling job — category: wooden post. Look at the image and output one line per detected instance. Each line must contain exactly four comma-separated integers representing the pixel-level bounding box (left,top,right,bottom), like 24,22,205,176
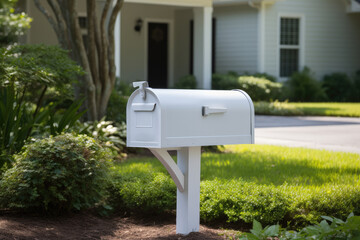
176,146,201,235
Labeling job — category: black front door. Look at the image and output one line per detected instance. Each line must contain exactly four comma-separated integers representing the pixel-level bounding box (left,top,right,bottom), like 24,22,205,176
147,22,168,88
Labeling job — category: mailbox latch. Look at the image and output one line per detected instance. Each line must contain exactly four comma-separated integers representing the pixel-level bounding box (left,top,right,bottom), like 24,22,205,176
133,81,149,100
202,106,227,116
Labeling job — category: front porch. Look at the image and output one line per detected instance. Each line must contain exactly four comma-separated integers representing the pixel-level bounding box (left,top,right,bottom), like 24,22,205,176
115,0,213,89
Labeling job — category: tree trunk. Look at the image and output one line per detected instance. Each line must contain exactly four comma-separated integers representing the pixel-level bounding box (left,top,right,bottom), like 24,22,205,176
35,0,124,121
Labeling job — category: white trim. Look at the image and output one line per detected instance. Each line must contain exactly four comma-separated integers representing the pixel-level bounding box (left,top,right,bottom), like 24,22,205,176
257,2,265,72
144,18,174,88
276,13,305,81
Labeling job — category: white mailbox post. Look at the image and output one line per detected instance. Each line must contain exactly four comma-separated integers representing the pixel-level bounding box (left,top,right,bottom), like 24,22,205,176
127,81,254,235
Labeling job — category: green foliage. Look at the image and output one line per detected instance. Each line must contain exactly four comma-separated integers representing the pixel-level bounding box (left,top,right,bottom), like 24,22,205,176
237,76,282,101
0,84,35,172
254,101,304,116
108,161,176,214
212,73,282,101
74,119,127,158
200,179,290,225
283,67,326,102
109,145,360,227
322,73,354,102
106,89,128,122
1,45,83,99
254,102,360,117
0,134,112,215
0,7,31,46
174,75,197,89
252,72,278,82
239,213,360,240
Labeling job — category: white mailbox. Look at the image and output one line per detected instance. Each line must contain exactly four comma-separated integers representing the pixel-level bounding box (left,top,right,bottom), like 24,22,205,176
127,85,254,148
126,81,254,235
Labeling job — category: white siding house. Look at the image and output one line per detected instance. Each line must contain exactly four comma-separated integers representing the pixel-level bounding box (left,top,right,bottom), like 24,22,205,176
19,0,360,86
213,0,360,81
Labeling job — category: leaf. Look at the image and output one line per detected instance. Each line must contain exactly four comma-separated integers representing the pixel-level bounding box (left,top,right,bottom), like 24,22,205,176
321,215,334,222
253,219,263,232
264,224,280,237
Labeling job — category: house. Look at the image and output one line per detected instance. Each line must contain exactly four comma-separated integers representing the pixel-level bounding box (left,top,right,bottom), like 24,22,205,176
18,0,360,88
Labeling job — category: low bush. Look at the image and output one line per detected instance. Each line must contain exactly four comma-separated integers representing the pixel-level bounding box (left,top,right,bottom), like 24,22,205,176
108,163,176,214
283,67,326,102
322,72,354,102
174,75,197,89
254,101,304,116
212,74,282,101
200,179,290,225
0,134,112,215
239,213,360,239
106,89,128,123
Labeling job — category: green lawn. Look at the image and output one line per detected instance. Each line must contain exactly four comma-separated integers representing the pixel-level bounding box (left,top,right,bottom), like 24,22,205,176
112,145,360,227
254,102,360,117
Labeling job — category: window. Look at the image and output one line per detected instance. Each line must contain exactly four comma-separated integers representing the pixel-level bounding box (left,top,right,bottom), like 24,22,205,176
78,15,88,52
279,17,300,77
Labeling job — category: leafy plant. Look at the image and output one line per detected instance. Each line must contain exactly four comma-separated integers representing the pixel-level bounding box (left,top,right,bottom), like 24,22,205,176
212,73,282,101
322,72,353,102
174,75,197,89
0,134,112,215
238,213,360,239
74,119,127,158
283,67,326,102
0,6,31,47
0,84,35,171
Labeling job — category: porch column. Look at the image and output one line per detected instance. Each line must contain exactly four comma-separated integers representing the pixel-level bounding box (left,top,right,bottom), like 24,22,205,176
193,7,213,90
115,12,121,79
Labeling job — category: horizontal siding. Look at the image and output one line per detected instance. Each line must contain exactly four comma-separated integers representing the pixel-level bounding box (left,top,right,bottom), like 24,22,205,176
214,5,259,74
264,0,360,80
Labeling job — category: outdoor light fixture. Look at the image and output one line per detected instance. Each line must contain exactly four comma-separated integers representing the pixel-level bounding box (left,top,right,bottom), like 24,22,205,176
134,18,143,32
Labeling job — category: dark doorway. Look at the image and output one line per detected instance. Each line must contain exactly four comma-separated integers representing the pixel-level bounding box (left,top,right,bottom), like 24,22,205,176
190,18,216,75
147,22,168,88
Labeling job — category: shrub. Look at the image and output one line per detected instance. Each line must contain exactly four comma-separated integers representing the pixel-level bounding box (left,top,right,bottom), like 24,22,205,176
108,169,176,215
0,134,112,215
237,76,282,101
200,179,290,225
322,73,353,102
254,101,304,116
212,74,282,101
174,75,197,89
283,67,326,102
252,72,278,82
353,70,360,102
106,89,128,122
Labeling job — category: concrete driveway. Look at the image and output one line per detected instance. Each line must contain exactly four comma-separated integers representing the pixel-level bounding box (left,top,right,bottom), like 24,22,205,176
255,115,360,154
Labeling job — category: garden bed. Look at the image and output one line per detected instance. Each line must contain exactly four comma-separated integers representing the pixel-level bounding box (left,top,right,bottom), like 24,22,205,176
0,212,233,240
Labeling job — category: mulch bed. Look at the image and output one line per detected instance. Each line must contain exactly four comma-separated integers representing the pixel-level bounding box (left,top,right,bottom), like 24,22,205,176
0,211,239,240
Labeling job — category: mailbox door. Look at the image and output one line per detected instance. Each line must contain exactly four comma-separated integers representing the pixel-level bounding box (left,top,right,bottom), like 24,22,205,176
127,89,161,148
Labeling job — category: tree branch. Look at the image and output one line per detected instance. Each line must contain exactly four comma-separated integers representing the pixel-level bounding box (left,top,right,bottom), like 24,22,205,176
87,0,101,109
34,0,62,42
47,0,69,50
67,0,97,120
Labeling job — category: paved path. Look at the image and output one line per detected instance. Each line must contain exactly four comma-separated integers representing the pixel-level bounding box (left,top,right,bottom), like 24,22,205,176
255,115,360,154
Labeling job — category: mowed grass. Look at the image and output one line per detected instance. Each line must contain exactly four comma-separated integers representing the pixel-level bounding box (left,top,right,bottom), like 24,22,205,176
121,145,360,186
291,102,360,117
254,102,360,117
113,145,360,226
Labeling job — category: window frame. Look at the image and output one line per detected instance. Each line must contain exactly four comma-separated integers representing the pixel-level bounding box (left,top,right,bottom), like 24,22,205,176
277,14,305,81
